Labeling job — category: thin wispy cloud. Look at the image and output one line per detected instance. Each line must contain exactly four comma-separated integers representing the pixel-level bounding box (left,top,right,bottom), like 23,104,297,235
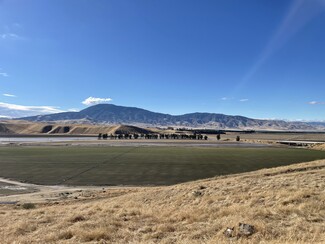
82,96,112,106
221,97,248,102
239,98,249,102
0,115,12,119
68,108,79,112
0,102,65,114
1,23,24,41
308,101,325,105
220,97,232,101
0,72,9,77
0,33,22,40
3,93,16,97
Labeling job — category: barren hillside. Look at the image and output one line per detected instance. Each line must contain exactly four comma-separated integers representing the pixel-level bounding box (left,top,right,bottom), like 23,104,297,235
0,160,324,243
0,120,153,135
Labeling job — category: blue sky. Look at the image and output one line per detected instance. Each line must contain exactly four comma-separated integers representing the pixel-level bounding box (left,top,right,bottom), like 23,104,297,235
0,0,325,120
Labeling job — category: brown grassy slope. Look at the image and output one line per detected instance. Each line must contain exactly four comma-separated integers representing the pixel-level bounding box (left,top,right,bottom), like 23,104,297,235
61,125,117,135
2,120,117,135
0,123,12,134
1,120,57,134
0,160,325,244
310,143,325,151
0,120,30,134
0,121,154,135
109,125,153,135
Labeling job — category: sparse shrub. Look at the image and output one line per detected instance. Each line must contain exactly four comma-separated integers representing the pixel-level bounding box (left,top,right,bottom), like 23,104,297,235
217,134,221,140
22,203,36,209
70,215,86,222
236,135,240,141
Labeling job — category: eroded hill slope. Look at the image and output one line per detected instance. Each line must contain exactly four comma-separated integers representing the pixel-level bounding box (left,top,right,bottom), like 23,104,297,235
0,120,153,135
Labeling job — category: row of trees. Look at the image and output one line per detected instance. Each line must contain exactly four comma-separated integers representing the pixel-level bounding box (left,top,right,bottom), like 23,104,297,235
216,134,240,141
98,133,240,141
98,133,209,140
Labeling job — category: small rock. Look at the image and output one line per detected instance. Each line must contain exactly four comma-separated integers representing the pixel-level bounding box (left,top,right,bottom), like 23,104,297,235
223,227,235,238
238,223,255,236
192,190,202,197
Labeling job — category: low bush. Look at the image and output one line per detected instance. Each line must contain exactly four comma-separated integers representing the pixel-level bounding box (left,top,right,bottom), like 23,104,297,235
22,203,36,210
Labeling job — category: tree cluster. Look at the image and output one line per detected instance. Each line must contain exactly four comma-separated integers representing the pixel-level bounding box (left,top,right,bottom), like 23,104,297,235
97,133,208,140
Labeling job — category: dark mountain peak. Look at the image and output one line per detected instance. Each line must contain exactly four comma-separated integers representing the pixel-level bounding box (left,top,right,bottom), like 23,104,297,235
17,104,319,130
81,104,155,114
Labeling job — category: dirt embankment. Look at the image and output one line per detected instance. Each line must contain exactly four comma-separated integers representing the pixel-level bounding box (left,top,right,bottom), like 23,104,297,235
0,120,154,135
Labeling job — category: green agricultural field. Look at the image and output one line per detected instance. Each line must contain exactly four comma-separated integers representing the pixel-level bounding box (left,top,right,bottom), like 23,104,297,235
1,146,325,186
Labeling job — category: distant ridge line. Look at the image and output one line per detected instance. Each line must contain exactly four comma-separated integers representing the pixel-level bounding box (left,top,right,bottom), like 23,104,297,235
17,104,324,131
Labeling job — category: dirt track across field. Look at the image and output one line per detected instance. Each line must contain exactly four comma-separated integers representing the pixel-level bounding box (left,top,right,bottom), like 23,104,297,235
0,177,128,204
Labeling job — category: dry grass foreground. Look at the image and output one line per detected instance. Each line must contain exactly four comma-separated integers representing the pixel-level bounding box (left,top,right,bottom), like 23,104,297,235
1,160,325,243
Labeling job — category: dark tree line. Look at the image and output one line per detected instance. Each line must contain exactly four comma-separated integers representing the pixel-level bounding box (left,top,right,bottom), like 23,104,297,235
98,133,208,140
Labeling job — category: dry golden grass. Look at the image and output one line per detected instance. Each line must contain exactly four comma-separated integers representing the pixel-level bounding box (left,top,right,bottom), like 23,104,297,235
310,143,325,151
0,160,325,243
0,120,154,135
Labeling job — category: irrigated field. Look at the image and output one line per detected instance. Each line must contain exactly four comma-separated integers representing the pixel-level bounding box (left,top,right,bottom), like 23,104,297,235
1,146,325,186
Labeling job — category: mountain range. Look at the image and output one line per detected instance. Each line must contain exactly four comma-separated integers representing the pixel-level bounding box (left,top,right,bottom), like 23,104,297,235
18,104,323,131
